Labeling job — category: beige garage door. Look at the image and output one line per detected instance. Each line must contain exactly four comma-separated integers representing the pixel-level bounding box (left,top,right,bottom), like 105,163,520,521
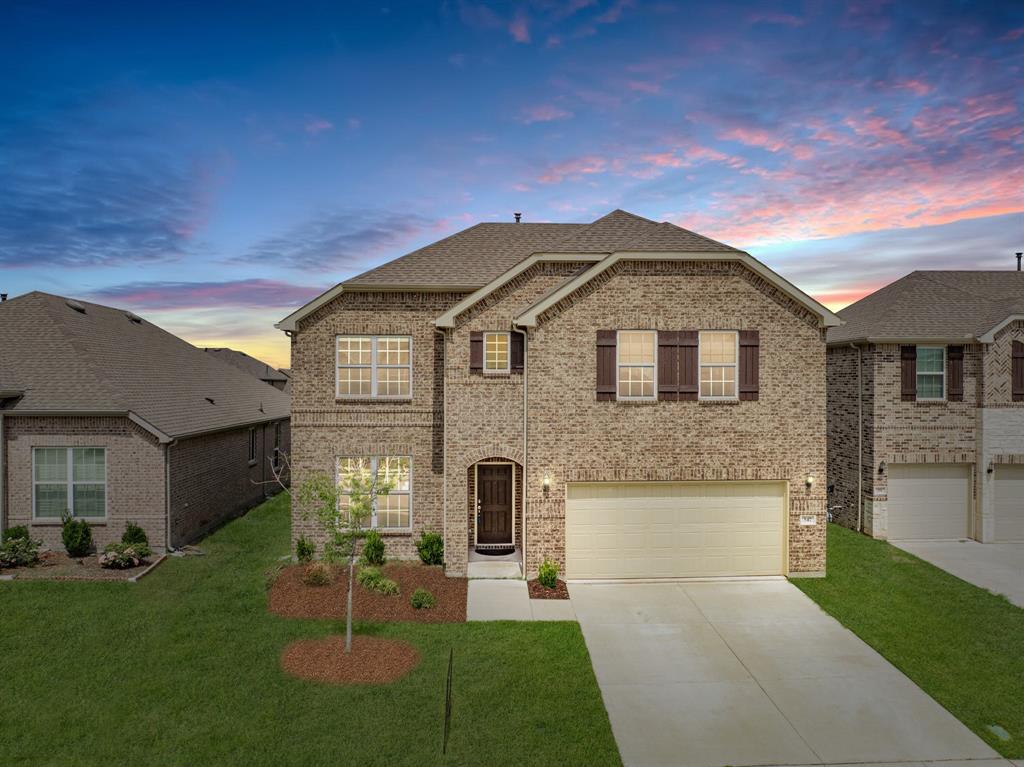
994,466,1024,542
887,464,970,540
565,482,786,579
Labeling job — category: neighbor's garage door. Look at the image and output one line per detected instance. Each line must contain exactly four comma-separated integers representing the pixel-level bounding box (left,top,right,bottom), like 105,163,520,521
887,464,970,540
994,465,1024,542
565,482,786,579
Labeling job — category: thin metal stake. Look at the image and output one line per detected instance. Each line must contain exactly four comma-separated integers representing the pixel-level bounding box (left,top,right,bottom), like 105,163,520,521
443,647,454,754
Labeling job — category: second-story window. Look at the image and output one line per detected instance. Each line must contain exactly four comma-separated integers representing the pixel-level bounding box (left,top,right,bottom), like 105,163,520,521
484,332,510,373
617,330,656,400
916,346,945,400
699,331,738,400
337,335,412,398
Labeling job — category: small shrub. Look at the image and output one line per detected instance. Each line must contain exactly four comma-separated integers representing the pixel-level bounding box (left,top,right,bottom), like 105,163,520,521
416,532,444,566
295,535,315,563
376,577,399,596
302,562,333,586
0,536,42,568
411,587,436,610
356,566,398,595
61,514,93,558
361,529,386,566
98,542,150,569
2,525,30,543
538,558,559,589
121,521,148,547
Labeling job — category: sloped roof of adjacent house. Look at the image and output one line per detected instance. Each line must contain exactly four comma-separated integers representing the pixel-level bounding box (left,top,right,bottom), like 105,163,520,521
279,209,838,331
827,271,1024,344
203,347,289,385
0,292,290,440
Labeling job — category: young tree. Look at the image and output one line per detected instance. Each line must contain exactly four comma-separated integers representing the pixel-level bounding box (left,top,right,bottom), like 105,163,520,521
297,461,394,654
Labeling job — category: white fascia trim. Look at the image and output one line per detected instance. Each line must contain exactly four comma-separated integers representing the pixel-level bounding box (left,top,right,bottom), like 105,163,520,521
978,314,1024,343
434,253,606,328
512,251,844,328
276,283,345,332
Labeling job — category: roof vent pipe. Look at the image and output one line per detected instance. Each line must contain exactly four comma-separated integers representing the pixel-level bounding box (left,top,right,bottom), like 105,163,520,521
1016,252,1022,271
514,212,522,223
0,294,6,302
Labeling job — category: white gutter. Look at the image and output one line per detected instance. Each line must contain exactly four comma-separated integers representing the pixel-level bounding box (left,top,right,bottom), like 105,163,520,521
827,335,976,347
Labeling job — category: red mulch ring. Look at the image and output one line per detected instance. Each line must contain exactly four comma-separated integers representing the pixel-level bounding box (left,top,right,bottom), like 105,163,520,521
281,635,420,685
268,562,467,623
528,578,570,600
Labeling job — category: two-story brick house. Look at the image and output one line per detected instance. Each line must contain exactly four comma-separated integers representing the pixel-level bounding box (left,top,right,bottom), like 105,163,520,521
827,271,1024,543
279,210,841,579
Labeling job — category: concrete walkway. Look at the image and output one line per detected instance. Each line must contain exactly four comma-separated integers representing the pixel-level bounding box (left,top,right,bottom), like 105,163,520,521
466,579,576,621
892,540,1024,608
572,581,1000,767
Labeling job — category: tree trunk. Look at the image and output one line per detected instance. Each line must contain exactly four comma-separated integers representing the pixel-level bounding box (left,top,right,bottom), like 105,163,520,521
345,552,354,654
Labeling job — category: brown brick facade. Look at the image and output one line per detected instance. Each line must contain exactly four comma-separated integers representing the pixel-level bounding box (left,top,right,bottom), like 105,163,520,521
291,259,829,577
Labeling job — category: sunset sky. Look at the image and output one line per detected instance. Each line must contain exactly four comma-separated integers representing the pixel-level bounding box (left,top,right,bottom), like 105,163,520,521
2,0,1022,369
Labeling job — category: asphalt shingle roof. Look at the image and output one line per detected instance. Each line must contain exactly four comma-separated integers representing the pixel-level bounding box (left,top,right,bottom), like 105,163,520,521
0,292,290,438
828,271,1024,343
342,209,741,289
203,347,289,384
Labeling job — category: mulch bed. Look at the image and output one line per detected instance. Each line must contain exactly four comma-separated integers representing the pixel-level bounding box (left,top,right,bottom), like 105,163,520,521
268,562,467,623
528,578,570,600
281,635,420,685
1,551,151,581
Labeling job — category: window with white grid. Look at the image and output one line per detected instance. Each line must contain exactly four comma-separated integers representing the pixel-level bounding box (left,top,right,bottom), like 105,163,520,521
336,335,411,398
617,330,656,400
484,332,510,373
33,447,107,520
337,456,411,530
699,331,738,400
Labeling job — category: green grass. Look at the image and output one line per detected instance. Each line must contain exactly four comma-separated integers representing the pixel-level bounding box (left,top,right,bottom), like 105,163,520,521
0,493,620,767
794,523,1024,758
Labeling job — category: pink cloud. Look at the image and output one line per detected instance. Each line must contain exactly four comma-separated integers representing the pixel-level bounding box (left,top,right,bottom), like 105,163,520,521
595,0,633,25
626,80,661,94
87,279,322,311
304,118,334,136
892,78,932,96
719,126,787,153
520,104,573,124
509,11,530,43
537,154,608,184
1000,27,1024,41
843,113,910,147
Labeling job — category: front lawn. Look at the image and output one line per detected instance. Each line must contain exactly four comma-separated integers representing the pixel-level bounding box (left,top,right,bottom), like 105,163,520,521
0,493,620,767
795,524,1024,758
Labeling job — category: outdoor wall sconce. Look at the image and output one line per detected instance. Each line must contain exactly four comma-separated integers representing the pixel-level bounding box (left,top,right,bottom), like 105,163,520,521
542,475,551,493
987,462,994,474
878,460,887,474
805,474,815,489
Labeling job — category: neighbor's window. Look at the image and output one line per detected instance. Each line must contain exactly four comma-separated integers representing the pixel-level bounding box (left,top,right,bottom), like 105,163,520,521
916,346,945,400
337,456,411,529
337,335,411,398
484,332,510,373
272,422,282,470
33,447,107,520
248,427,257,464
617,330,656,400
699,331,738,400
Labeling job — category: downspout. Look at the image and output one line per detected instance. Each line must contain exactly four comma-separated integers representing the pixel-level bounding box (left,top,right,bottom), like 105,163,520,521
434,328,447,557
851,343,863,533
0,413,5,534
512,326,528,579
164,440,177,552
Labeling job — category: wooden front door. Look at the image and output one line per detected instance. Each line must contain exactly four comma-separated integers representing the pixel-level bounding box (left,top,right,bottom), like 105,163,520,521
477,464,513,545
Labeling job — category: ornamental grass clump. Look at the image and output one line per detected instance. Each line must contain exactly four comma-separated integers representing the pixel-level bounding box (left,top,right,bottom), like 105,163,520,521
538,558,559,589
302,562,333,586
410,587,435,610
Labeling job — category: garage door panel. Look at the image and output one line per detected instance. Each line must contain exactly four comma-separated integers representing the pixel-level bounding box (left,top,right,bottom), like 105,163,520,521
994,466,1024,542
887,464,970,540
566,481,785,579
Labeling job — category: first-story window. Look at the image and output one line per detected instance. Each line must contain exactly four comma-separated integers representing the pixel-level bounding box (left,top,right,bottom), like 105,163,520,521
617,330,656,400
248,427,257,464
699,331,738,400
272,422,282,470
33,447,107,520
484,332,510,373
337,456,411,530
337,335,412,398
916,345,945,400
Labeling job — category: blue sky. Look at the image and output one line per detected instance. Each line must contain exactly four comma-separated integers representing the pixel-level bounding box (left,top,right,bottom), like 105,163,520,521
2,0,1022,367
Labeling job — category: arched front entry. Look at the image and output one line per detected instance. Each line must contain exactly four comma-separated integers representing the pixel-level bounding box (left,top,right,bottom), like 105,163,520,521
468,458,523,554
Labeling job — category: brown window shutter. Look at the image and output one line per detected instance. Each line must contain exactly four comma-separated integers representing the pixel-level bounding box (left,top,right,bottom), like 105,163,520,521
739,330,760,401
511,332,524,373
469,331,483,373
901,345,917,401
658,331,679,401
679,331,698,401
596,330,616,401
1013,340,1024,402
947,345,964,402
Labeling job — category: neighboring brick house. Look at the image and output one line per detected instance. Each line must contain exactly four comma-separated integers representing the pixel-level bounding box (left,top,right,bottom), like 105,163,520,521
0,292,291,551
279,210,841,579
827,271,1024,543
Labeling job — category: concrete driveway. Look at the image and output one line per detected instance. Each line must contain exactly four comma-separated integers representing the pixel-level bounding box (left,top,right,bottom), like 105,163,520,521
892,540,1024,608
571,580,1000,767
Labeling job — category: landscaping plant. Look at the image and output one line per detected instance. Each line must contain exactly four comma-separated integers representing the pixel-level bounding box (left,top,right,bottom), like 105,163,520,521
297,466,395,654
0,535,42,568
2,525,30,543
356,566,399,595
415,532,444,566
98,541,150,569
410,587,435,610
361,529,386,566
121,521,148,547
301,562,333,586
538,558,559,589
295,535,315,563
61,514,93,558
